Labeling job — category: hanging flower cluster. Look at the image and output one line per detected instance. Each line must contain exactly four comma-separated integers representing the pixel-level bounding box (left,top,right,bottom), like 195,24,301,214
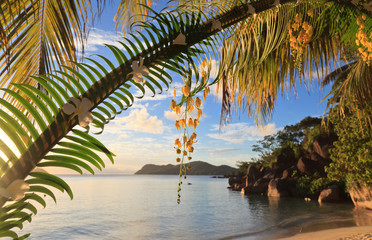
356,14,372,64
288,13,313,65
171,60,210,204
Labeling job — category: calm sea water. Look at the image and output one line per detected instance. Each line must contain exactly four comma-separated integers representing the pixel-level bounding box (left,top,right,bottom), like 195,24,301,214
19,175,372,240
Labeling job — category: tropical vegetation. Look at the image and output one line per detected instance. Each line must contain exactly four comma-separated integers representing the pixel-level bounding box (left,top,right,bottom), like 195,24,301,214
0,0,371,238
326,102,372,188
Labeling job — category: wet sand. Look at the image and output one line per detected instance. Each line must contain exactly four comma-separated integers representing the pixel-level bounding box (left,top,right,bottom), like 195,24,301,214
278,226,372,240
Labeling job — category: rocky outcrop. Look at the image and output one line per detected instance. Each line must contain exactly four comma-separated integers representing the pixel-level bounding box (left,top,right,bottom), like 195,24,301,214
250,178,271,194
228,176,245,191
245,165,262,187
312,134,333,159
268,178,290,197
281,166,296,179
263,168,276,179
349,184,372,210
297,156,325,176
228,131,344,202
276,150,296,171
318,185,341,203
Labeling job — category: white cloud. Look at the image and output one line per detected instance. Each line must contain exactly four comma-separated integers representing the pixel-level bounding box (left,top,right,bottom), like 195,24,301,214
104,105,165,134
82,28,124,52
207,122,278,144
164,110,178,121
100,135,176,174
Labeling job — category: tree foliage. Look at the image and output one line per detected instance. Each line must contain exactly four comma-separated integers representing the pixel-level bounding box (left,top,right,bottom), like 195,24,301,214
251,116,322,167
326,103,372,188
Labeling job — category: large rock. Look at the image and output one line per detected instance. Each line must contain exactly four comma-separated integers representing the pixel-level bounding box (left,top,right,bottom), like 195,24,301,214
268,178,290,197
228,176,244,190
281,166,297,179
245,178,271,194
312,136,331,159
297,156,325,176
275,149,296,171
245,165,262,187
263,168,276,179
349,184,372,209
318,185,341,203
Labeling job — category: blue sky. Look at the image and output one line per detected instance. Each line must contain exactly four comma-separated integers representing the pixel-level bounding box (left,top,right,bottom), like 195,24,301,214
58,2,333,174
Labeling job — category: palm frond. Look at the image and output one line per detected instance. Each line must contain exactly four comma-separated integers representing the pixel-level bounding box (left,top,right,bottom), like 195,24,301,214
217,0,372,124
0,0,102,109
114,0,157,33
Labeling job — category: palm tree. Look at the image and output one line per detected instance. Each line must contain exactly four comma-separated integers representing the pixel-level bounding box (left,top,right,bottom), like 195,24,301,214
0,0,370,238
0,0,154,109
209,0,372,125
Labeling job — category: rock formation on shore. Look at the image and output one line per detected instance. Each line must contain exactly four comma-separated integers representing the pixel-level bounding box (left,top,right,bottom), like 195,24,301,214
229,135,344,203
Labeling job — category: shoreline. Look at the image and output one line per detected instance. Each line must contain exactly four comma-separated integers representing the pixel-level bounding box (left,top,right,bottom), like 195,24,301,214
278,226,372,240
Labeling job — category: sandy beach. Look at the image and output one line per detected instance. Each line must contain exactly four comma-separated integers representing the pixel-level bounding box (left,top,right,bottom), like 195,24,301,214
278,226,372,240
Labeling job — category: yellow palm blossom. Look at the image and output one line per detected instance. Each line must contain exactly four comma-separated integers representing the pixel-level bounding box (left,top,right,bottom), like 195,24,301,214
203,89,208,101
188,104,194,113
173,88,177,97
176,106,181,115
183,136,187,143
180,119,187,128
188,146,194,153
190,132,197,140
175,139,182,148
188,118,194,128
170,99,176,110
197,109,202,119
195,97,201,108
175,120,181,130
307,9,313,17
182,85,190,96
186,97,191,106
194,119,200,129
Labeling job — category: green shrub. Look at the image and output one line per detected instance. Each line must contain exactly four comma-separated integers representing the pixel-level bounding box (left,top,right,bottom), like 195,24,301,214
296,176,335,197
326,105,372,189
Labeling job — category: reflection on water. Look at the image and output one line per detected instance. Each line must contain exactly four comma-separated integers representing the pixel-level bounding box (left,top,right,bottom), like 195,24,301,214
230,196,372,240
17,175,372,240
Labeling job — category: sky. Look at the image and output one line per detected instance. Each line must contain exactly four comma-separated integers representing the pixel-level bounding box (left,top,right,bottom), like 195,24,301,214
1,2,334,175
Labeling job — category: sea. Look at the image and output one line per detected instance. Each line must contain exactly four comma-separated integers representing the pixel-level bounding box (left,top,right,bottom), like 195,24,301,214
19,175,372,240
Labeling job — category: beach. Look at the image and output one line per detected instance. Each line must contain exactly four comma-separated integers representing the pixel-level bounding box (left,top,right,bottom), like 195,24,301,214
279,226,372,240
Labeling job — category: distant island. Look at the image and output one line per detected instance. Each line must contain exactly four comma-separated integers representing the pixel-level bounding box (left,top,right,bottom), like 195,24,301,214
135,161,237,175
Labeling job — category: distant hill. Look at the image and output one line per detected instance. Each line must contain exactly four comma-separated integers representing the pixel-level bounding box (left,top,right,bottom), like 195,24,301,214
135,161,237,175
